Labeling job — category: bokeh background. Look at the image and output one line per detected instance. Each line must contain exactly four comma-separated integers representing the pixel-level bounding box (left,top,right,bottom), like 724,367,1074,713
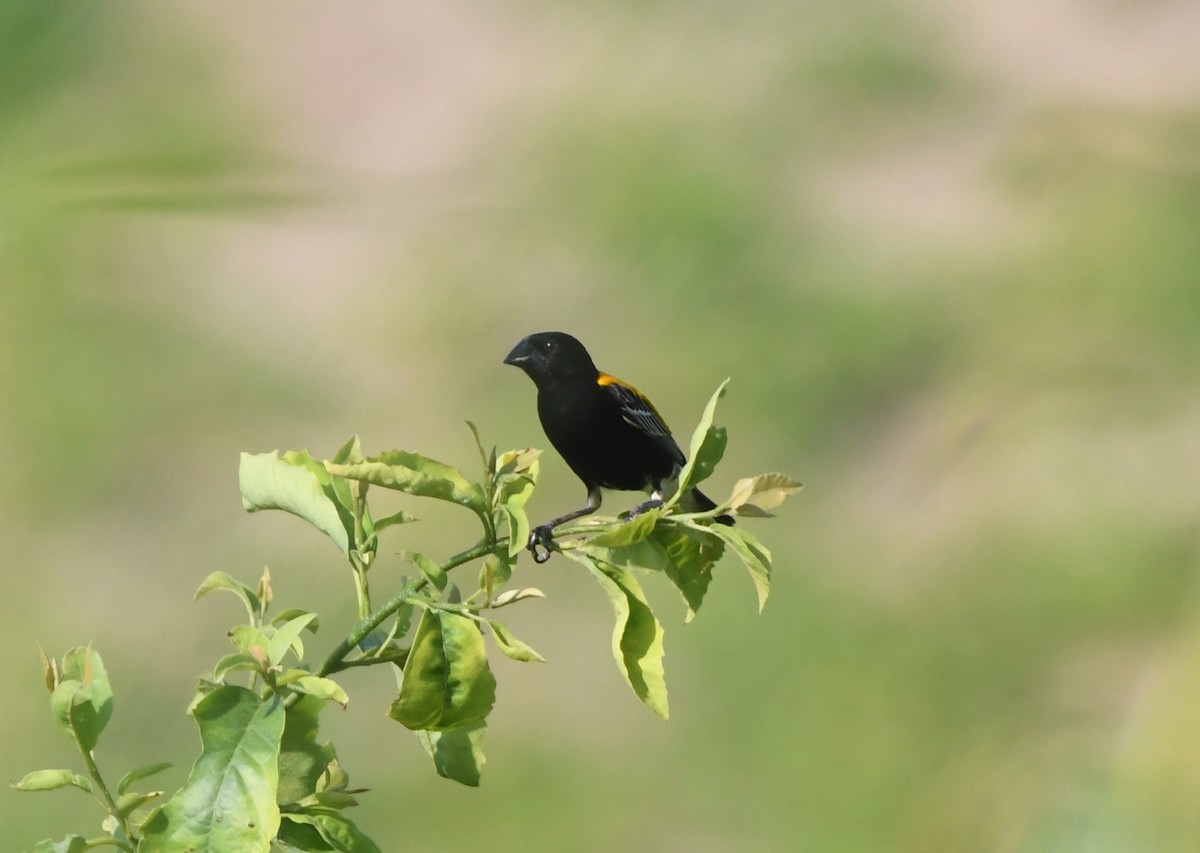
5,1,1200,850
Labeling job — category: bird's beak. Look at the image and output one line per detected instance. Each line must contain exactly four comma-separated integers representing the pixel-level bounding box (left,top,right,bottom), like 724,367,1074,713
503,338,532,367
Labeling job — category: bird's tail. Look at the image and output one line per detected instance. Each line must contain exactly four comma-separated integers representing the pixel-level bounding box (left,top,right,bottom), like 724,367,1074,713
680,487,735,526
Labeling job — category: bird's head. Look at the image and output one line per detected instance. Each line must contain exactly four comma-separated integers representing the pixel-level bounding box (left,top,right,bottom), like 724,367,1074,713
504,331,597,384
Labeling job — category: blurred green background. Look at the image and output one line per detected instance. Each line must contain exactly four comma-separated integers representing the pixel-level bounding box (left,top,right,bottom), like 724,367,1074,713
5,1,1200,850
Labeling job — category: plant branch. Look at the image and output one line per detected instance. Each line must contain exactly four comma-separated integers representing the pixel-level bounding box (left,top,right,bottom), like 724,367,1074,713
350,558,370,621
290,537,506,701
350,480,372,619
79,746,131,847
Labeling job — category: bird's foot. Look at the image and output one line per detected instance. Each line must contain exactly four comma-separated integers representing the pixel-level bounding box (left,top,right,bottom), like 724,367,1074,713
628,497,663,519
527,525,556,564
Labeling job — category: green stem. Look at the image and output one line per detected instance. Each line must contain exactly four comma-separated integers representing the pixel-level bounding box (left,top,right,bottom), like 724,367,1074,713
351,559,371,620
329,650,407,669
320,538,501,675
281,537,507,711
80,746,132,846
350,481,373,619
538,517,623,549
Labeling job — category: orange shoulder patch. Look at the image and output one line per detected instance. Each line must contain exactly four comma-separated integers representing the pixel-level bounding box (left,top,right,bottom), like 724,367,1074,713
596,371,630,389
597,372,668,420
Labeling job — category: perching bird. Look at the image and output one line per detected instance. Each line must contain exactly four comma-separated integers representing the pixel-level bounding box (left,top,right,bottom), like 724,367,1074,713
504,331,731,560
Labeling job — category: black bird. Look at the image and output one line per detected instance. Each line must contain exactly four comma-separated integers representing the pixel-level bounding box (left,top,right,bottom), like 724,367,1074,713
504,331,731,560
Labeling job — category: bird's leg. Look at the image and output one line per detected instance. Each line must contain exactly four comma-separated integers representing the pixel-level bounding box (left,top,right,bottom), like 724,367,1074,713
529,487,601,563
629,485,664,519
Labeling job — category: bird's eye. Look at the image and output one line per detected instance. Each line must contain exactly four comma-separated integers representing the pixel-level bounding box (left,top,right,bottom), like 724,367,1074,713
543,340,556,352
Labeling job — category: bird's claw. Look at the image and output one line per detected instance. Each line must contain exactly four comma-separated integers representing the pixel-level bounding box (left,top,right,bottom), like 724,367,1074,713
628,497,663,519
528,525,555,564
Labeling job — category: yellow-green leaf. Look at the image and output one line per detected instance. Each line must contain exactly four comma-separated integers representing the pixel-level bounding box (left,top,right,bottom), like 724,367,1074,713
389,610,496,731
566,552,669,719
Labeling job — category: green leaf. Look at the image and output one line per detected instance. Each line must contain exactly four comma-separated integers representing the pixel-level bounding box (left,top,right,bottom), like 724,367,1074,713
117,761,172,796
139,686,285,853
59,647,112,708
584,538,670,574
289,677,350,708
267,612,318,667
389,610,496,732
400,550,447,593
495,448,539,557
327,438,370,547
281,807,383,853
671,379,729,502
256,566,275,614
325,450,487,516
285,447,362,548
728,472,803,517
466,420,494,487
565,552,669,719
305,790,361,810
194,571,262,623
501,505,530,559
490,587,545,607
330,435,366,467
276,669,311,686
706,524,772,612
415,720,487,787
277,695,336,807
39,643,58,694
50,647,113,751
117,789,162,818
369,509,417,534
487,620,547,663
277,817,338,851
654,523,723,622
31,836,88,853
315,757,351,794
229,625,272,660
588,508,660,548
239,451,353,555
272,609,321,633
479,553,515,601
11,768,91,793
495,446,539,480
50,682,97,750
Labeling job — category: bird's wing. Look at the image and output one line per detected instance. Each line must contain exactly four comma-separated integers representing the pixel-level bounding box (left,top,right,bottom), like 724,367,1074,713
597,372,687,468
